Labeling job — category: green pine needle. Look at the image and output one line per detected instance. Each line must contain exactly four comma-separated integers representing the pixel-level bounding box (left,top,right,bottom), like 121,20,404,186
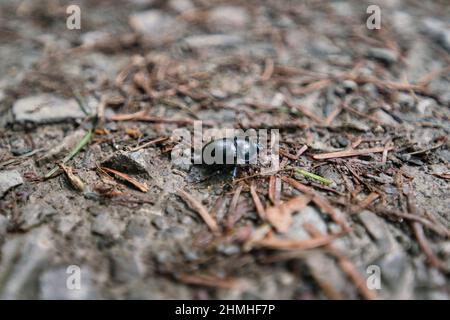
44,129,93,179
287,166,333,186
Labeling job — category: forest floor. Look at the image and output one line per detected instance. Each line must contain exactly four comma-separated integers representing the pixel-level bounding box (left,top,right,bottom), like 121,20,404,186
0,0,449,299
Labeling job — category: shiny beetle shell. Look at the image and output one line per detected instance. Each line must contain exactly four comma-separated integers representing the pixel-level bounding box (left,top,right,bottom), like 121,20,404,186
201,137,259,166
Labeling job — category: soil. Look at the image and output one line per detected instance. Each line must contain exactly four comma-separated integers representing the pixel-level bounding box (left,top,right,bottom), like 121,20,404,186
0,0,449,299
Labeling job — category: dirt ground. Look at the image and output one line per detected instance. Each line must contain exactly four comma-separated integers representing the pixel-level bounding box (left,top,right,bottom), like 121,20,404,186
0,0,449,299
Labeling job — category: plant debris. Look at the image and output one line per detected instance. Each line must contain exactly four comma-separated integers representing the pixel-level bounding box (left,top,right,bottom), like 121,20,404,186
0,0,449,300
98,166,149,193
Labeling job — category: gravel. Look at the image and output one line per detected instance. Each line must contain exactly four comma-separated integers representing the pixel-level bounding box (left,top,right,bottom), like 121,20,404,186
0,170,23,198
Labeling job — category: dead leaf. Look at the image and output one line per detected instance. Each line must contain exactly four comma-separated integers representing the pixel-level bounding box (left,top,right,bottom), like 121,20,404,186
59,163,84,191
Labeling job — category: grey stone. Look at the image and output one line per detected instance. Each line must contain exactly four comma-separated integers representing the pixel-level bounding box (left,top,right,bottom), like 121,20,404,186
183,34,243,48
12,94,88,123
0,215,8,239
330,2,354,17
305,252,354,298
17,202,56,231
217,243,240,255
207,6,250,32
10,136,32,156
125,215,151,238
164,226,188,240
129,10,185,44
377,251,414,299
367,48,399,65
39,266,98,299
286,206,327,241
101,150,149,177
309,37,341,56
368,173,394,185
374,109,398,126
360,83,379,99
421,18,450,52
396,92,415,109
0,227,54,299
56,214,82,236
152,216,168,230
169,0,194,13
109,249,144,283
0,170,23,198
181,246,199,261
358,210,398,253
342,80,357,92
171,148,192,171
336,136,349,147
391,11,416,36
315,165,343,187
80,31,110,47
37,129,86,165
91,213,123,240
416,98,436,115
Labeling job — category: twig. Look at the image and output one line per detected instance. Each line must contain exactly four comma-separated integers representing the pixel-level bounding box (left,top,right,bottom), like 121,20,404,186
351,192,379,213
268,175,281,206
261,58,274,81
250,182,266,220
268,175,276,205
254,231,343,250
432,172,450,180
176,273,243,289
323,105,342,126
290,78,332,96
375,207,450,238
406,139,446,156
177,189,220,235
265,194,313,233
99,166,149,192
110,111,201,125
282,176,351,232
342,103,381,124
288,102,324,123
381,142,392,164
406,192,448,272
279,149,299,160
312,146,393,160
350,137,363,149
129,137,169,152
412,222,447,272
226,183,244,229
296,145,308,157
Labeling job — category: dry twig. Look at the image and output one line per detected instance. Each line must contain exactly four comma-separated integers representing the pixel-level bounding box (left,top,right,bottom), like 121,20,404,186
178,189,220,235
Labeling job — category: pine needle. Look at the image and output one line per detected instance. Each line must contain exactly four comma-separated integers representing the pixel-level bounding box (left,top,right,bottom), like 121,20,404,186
99,166,149,193
44,129,92,179
287,166,333,185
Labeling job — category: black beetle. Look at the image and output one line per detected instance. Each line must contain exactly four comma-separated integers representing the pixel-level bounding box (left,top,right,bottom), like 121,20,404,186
196,137,261,178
